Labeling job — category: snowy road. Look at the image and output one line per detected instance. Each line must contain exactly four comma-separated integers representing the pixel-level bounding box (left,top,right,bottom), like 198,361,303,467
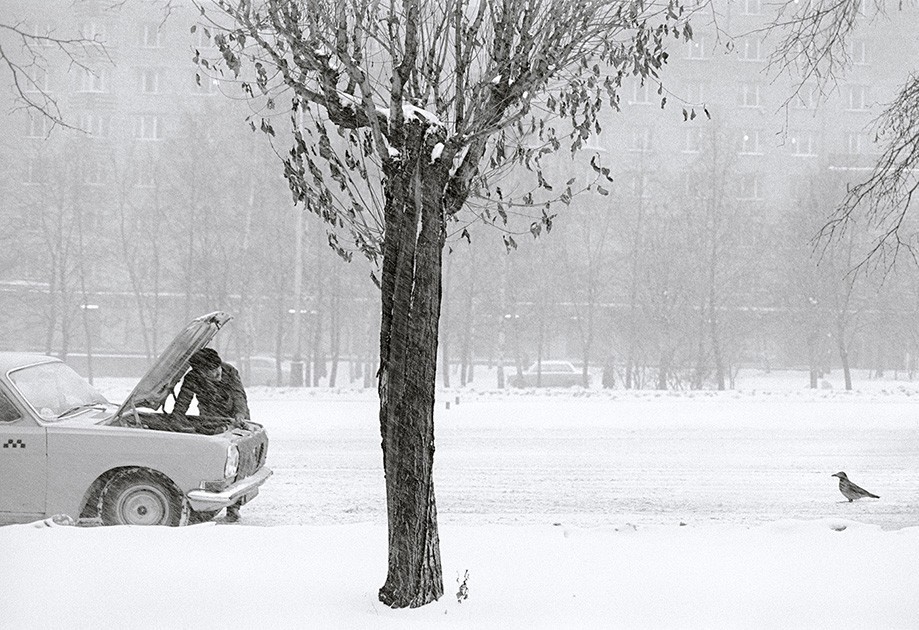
238,390,919,530
10,384,919,630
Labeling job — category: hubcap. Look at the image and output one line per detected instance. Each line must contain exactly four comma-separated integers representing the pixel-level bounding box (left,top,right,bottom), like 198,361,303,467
118,484,169,525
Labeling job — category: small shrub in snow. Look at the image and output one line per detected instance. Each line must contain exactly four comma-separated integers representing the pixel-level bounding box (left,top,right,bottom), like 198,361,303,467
456,570,469,603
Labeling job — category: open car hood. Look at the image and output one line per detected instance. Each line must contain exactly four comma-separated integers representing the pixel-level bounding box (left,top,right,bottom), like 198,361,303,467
115,312,233,417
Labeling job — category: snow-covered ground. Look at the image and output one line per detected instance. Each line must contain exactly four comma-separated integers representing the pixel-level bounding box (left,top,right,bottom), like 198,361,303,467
2,369,918,628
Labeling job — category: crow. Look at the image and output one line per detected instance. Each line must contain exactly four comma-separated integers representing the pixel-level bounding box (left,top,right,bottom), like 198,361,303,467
831,471,879,502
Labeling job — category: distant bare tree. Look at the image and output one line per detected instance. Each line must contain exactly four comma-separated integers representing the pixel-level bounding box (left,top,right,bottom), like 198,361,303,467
1,0,182,128
763,0,919,268
0,22,104,129
561,189,614,388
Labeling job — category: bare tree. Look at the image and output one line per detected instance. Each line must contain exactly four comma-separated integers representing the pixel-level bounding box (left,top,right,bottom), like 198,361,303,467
0,21,105,129
763,0,919,267
560,190,613,388
200,0,689,608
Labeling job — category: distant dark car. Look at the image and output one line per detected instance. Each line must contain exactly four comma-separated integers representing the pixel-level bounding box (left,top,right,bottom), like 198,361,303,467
510,361,586,388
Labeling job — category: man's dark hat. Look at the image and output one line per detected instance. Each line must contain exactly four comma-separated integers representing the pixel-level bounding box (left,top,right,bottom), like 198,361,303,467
190,347,221,370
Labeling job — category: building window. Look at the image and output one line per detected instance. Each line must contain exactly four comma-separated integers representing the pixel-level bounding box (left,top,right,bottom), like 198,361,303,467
793,84,818,110
739,37,765,62
846,132,863,154
141,24,162,48
683,127,702,153
83,159,106,186
789,131,818,156
737,173,761,200
79,113,110,138
682,173,702,198
740,0,761,15
23,158,46,185
630,81,652,105
737,130,762,155
628,127,652,153
849,40,867,65
629,173,650,198
26,115,51,138
845,132,880,155
194,26,215,49
140,69,161,94
845,85,869,111
23,68,50,93
80,22,106,42
192,74,218,95
135,162,157,188
685,37,707,60
78,67,107,93
740,83,762,108
789,131,817,156
684,81,707,105
31,22,56,47
135,115,162,140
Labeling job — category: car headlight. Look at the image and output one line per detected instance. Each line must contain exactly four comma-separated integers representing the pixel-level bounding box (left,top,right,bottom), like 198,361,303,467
225,444,239,478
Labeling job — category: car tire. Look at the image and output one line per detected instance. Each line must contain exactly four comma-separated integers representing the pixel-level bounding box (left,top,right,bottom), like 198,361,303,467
100,469,189,526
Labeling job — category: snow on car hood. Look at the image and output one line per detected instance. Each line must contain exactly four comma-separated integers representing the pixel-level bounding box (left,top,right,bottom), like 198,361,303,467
115,312,233,417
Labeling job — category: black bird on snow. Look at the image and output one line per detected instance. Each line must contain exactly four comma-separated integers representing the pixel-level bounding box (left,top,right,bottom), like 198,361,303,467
831,471,880,502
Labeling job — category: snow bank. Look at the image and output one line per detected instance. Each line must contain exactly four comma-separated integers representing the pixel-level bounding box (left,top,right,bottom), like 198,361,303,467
1,519,916,629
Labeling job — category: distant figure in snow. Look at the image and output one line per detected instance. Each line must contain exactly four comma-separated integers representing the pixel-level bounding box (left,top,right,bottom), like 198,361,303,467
831,471,879,502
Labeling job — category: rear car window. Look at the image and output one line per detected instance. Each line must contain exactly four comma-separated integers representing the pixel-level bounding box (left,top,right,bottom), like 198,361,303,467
0,388,22,423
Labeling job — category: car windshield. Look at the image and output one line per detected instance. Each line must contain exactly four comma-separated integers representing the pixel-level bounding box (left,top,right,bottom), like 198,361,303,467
8,361,109,421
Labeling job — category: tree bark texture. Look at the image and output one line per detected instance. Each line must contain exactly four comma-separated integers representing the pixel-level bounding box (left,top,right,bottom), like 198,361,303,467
377,124,447,608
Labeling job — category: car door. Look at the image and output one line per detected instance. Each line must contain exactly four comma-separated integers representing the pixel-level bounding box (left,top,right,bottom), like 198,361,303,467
0,385,47,518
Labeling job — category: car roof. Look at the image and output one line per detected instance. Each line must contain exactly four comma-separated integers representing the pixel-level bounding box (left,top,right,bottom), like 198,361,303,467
527,360,576,371
0,352,61,374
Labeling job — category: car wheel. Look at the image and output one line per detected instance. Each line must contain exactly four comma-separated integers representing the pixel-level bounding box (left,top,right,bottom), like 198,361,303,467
100,469,189,526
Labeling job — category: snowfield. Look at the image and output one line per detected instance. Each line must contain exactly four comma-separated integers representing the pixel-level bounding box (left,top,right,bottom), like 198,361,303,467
2,371,918,629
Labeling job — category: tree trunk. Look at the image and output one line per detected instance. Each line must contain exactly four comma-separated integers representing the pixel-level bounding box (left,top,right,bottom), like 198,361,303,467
364,314,376,389
311,309,324,386
625,177,647,390
43,260,59,356
709,298,725,391
115,190,153,360
329,273,342,387
460,267,475,386
837,324,852,391
581,295,594,388
693,302,706,390
808,331,819,388
657,348,671,390
311,228,326,387
839,340,852,390
274,296,285,387
440,254,452,388
376,135,446,608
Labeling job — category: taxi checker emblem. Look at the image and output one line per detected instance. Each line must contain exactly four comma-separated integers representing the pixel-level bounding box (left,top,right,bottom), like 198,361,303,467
3,439,25,449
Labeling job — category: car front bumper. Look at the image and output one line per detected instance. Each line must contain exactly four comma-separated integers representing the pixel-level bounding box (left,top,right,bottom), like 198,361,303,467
186,467,273,511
